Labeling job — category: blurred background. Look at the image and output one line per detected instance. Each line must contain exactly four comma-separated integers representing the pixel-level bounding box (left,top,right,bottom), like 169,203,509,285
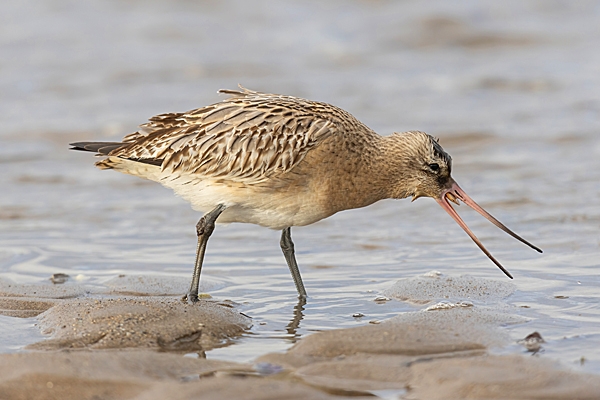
1,0,599,371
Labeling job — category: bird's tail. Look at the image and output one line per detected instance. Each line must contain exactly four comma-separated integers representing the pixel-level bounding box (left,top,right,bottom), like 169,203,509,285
69,142,125,155
70,141,128,170
70,141,162,177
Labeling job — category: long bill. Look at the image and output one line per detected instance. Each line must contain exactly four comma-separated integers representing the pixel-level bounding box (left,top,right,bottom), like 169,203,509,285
435,181,542,279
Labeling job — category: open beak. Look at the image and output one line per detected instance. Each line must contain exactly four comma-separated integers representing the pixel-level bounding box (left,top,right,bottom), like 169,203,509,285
435,181,542,279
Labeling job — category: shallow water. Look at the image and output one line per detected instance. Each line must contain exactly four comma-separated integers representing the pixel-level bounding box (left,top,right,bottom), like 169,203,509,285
1,0,599,375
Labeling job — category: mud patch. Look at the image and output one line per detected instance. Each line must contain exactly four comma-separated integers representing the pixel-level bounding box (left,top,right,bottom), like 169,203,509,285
383,271,516,305
28,297,251,352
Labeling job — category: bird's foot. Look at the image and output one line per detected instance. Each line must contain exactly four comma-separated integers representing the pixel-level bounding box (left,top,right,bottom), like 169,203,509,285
181,292,199,304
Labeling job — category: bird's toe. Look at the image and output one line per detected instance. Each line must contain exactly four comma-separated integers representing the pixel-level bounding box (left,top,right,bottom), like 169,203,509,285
181,292,199,304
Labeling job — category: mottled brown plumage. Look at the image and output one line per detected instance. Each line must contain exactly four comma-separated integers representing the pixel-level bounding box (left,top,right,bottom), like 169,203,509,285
106,88,353,183
71,86,541,301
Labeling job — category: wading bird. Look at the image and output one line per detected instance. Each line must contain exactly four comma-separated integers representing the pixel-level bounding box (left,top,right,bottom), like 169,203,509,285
71,87,542,302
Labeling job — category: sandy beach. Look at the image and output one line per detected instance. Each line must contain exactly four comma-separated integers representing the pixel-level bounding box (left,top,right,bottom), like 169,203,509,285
2,274,600,399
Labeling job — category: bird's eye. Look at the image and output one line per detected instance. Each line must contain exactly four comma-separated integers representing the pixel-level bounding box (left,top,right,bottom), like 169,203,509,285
428,163,440,172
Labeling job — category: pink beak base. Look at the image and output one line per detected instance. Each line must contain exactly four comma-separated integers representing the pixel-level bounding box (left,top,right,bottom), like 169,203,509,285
435,181,542,279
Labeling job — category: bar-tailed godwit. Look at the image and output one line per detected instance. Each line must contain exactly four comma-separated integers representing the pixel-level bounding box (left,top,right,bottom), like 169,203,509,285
71,87,542,302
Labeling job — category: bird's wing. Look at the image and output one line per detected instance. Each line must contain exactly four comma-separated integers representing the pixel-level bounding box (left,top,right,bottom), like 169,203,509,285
109,87,355,183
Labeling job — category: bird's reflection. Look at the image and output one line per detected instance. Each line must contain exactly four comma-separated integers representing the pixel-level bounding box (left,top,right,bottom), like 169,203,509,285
284,296,306,341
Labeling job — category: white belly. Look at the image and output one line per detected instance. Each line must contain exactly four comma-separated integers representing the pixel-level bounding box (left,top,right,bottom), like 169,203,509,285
104,157,334,230
162,175,330,230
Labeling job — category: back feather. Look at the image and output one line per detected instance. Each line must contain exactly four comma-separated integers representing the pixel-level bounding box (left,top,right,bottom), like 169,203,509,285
105,87,369,183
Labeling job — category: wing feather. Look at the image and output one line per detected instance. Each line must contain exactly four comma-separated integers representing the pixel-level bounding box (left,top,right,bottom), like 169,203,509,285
108,87,369,183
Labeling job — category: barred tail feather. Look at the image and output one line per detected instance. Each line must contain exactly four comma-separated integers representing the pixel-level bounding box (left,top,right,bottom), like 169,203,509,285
95,156,162,181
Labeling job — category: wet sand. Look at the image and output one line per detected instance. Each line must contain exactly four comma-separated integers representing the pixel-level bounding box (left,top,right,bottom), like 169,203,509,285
1,274,599,399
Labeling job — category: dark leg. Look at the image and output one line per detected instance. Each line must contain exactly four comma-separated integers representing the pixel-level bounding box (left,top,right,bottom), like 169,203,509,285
280,227,307,299
183,204,226,304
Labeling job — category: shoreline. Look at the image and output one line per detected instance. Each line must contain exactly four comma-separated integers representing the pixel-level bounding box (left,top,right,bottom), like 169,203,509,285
1,273,599,399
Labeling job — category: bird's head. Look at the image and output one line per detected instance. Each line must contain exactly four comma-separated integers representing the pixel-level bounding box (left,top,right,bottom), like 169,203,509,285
403,131,454,201
388,131,542,278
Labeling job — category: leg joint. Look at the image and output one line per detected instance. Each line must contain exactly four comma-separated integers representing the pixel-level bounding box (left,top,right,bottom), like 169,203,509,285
196,217,215,236
280,228,295,252
196,204,226,236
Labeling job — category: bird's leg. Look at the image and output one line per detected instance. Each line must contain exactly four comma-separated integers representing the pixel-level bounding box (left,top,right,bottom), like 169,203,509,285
280,227,307,299
183,204,226,304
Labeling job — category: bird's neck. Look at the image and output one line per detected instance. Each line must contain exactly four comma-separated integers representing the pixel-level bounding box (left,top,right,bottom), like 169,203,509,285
302,131,416,215
371,134,420,200
324,133,417,210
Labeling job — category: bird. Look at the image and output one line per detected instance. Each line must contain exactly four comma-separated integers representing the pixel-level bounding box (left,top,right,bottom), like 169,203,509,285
70,86,542,303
